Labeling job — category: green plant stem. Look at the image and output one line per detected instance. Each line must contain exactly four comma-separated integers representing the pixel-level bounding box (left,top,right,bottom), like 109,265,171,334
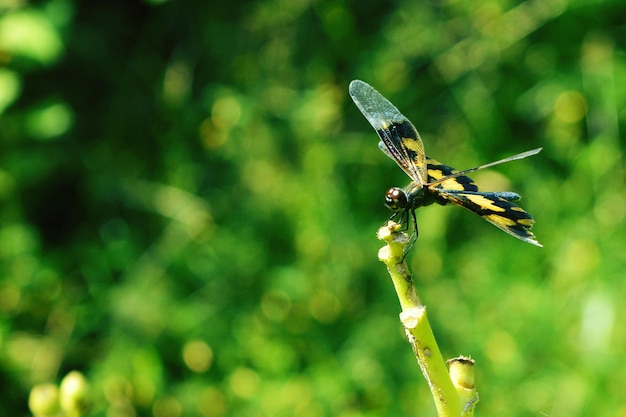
377,221,477,417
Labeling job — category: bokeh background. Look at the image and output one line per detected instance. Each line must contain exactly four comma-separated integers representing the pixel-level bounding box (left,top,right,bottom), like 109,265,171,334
1,0,624,416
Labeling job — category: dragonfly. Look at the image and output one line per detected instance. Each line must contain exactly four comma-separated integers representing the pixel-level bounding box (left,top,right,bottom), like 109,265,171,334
349,79,542,248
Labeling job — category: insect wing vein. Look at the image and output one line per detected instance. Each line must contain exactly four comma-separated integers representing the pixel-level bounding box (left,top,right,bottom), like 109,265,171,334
426,157,478,192
349,80,427,185
436,190,542,246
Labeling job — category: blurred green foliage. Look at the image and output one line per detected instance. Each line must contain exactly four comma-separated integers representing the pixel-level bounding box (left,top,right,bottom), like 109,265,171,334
0,0,624,416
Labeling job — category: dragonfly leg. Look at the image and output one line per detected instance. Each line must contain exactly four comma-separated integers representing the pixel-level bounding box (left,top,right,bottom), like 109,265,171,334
401,210,418,259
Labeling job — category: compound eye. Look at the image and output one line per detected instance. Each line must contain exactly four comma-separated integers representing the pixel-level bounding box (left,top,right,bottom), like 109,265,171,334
385,187,408,211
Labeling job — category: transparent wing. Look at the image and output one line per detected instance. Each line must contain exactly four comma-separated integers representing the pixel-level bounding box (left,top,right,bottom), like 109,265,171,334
427,148,542,187
349,80,427,185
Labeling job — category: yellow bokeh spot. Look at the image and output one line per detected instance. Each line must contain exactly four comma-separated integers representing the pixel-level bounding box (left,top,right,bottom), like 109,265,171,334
182,340,214,373
485,331,519,365
594,193,626,227
28,383,60,416
434,49,465,83
59,371,90,414
261,289,291,321
103,375,133,404
0,284,21,313
561,239,600,276
0,10,64,65
163,60,192,106
0,69,21,114
229,368,259,399
309,289,341,323
153,396,183,417
27,101,74,140
581,33,614,72
197,387,227,417
554,91,586,123
199,118,228,149
212,96,242,130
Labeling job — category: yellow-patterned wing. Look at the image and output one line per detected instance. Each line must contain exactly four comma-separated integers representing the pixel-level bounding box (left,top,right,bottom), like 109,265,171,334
349,79,542,248
349,80,428,186
434,189,542,246
426,157,478,193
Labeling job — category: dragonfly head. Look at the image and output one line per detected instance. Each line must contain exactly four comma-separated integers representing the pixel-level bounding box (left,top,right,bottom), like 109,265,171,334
385,187,408,211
